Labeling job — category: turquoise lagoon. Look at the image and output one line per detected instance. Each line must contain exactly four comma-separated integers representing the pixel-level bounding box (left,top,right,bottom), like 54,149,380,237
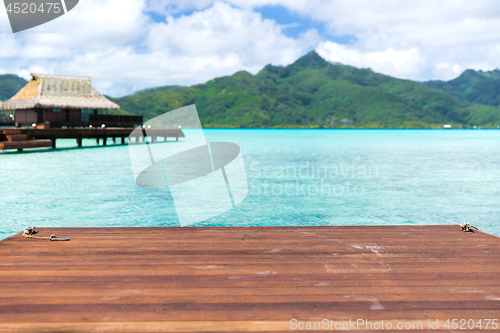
1,129,499,239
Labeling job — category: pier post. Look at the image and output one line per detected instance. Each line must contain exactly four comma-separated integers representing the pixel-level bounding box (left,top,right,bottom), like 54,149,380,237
113,137,116,143
96,138,99,144
176,136,178,141
121,137,125,145
51,136,57,149
77,138,82,148
103,137,107,146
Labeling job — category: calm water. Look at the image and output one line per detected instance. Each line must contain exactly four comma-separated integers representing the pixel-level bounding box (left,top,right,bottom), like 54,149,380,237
1,129,499,239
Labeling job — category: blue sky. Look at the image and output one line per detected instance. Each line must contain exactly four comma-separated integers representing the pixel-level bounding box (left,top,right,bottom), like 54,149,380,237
257,5,356,44
1,0,500,97
148,4,357,46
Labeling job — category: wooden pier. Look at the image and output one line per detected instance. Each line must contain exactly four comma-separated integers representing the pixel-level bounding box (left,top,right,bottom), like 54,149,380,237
0,127,184,151
0,129,51,151
0,225,499,332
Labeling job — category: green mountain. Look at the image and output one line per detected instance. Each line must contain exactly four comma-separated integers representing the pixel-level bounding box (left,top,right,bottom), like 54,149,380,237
110,51,500,128
0,74,27,101
424,69,500,108
2,53,500,128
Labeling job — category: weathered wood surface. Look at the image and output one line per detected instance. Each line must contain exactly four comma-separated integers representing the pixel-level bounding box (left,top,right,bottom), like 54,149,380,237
0,225,499,332
0,130,51,151
0,139,51,150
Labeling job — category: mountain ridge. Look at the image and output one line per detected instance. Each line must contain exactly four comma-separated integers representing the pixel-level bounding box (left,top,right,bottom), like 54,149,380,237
108,51,500,128
2,52,500,128
0,74,27,101
424,68,500,108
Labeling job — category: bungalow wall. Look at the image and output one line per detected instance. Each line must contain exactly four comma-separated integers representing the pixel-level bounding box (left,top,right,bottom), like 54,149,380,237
14,108,140,127
41,108,83,124
14,109,37,124
15,108,88,126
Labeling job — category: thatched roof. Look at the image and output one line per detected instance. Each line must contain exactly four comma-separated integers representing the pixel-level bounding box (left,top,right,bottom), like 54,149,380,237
0,74,120,111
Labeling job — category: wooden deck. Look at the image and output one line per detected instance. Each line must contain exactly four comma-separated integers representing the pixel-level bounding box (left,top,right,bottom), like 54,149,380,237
0,225,499,332
0,129,51,151
0,127,184,151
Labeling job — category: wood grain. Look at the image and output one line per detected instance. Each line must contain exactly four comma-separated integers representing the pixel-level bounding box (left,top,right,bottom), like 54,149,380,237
0,225,499,332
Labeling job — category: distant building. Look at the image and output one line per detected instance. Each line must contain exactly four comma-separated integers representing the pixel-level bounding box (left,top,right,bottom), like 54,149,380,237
443,124,452,129
339,118,353,124
0,74,142,128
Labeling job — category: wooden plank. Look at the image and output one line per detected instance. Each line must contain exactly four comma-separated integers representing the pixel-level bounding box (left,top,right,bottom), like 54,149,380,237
4,134,28,141
0,139,51,150
2,320,497,333
0,225,499,332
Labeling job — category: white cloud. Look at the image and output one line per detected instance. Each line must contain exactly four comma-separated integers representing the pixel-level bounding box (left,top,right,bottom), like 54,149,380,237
0,1,319,96
145,0,500,81
16,69,31,81
317,42,424,79
433,62,463,81
73,2,319,95
292,0,500,80
146,3,318,68
2,0,500,96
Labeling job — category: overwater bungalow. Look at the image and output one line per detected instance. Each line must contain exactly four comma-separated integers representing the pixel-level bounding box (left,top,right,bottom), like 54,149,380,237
0,74,142,128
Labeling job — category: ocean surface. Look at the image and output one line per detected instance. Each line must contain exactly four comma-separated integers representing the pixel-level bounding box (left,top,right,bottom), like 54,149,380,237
1,129,499,239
